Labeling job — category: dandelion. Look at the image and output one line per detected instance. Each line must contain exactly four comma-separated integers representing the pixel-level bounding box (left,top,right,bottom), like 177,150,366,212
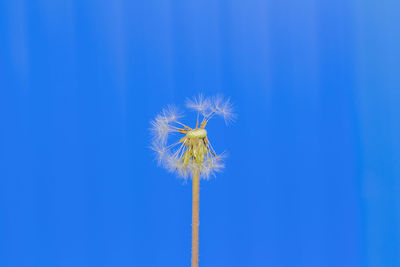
151,94,235,267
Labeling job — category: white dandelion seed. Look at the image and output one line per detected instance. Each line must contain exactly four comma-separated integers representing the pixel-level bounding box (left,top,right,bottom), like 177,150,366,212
185,94,211,114
150,105,183,144
211,94,236,124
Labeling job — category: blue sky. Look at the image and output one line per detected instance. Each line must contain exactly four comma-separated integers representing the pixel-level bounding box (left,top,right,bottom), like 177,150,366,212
0,1,399,267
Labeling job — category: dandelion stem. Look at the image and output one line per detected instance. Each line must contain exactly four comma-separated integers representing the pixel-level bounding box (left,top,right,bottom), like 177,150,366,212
191,171,200,267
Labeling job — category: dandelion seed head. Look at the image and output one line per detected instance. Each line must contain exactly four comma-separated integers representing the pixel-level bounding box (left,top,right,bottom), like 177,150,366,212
151,95,234,179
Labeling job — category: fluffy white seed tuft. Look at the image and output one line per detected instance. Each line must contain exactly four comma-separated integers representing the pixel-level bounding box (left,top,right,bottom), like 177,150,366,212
211,95,236,124
150,105,182,144
185,94,211,116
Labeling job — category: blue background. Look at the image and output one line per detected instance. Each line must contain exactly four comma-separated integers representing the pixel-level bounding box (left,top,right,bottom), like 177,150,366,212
1,1,399,267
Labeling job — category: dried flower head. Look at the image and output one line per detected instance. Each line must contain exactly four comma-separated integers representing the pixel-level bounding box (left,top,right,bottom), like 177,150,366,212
151,94,235,179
